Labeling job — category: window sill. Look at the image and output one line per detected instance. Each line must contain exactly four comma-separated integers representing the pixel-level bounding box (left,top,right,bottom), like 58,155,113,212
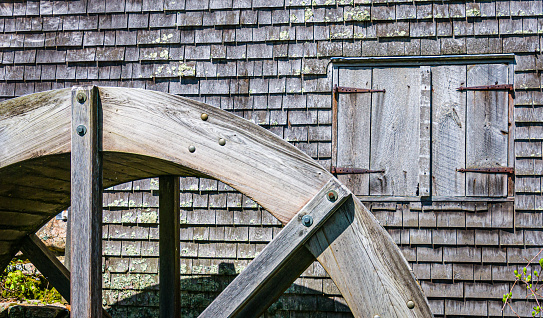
355,196,514,202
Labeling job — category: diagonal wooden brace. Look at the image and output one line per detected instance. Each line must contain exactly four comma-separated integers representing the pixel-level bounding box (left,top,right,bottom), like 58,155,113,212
199,178,350,318
20,234,70,300
19,234,112,318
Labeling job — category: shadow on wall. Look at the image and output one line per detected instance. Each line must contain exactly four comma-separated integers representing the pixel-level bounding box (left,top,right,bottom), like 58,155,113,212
104,262,353,318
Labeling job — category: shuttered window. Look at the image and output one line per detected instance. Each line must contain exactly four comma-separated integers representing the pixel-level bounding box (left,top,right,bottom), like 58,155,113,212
333,62,513,199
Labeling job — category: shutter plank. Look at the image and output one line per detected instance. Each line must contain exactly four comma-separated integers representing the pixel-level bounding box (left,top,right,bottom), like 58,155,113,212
337,68,372,195
370,67,421,196
419,66,431,197
466,64,509,197
432,65,467,196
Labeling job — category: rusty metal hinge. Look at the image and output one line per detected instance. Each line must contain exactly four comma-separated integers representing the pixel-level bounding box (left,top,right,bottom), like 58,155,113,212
456,167,515,174
331,166,385,174
456,84,514,92
334,85,386,93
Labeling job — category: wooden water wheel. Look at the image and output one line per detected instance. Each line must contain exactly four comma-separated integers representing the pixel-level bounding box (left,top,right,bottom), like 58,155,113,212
0,86,432,317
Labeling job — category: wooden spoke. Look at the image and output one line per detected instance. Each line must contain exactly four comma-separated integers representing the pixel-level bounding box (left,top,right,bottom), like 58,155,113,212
200,179,350,318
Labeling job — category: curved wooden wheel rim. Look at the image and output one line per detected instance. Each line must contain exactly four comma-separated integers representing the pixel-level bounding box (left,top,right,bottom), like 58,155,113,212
0,87,432,317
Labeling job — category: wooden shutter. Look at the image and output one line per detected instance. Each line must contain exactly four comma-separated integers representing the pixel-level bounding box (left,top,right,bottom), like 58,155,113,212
465,64,510,197
336,66,428,197
336,67,372,195
369,67,423,196
432,65,467,196
432,63,511,197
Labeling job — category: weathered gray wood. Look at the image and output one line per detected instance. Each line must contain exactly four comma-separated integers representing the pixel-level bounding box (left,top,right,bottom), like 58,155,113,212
20,234,71,300
370,67,421,196
507,89,515,197
419,66,431,197
159,176,181,318
306,196,433,317
65,209,70,271
465,64,509,197
226,246,316,317
70,86,102,318
199,179,350,318
432,65,467,196
355,195,513,202
336,67,372,195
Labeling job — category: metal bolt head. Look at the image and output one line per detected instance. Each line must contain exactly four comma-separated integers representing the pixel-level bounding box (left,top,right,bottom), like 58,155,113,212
76,125,87,136
188,145,196,153
327,190,338,202
406,300,415,309
201,113,208,121
218,138,226,146
76,91,87,104
301,215,313,227
373,315,381,318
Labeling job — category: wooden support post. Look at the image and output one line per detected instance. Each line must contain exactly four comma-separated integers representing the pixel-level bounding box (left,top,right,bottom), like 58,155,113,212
159,176,181,318
199,179,350,318
65,208,71,271
71,86,102,318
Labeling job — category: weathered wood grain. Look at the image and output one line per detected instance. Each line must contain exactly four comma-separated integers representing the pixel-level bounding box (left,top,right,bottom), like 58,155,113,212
465,64,509,197
306,196,433,317
370,67,421,196
199,179,350,318
336,67,372,195
419,66,431,197
159,176,181,318
98,87,331,223
432,65,467,196
70,86,102,318
0,87,330,225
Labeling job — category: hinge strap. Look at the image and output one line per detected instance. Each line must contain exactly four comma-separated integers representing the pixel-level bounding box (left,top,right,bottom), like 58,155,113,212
456,84,513,92
456,167,515,174
331,166,385,174
334,85,386,93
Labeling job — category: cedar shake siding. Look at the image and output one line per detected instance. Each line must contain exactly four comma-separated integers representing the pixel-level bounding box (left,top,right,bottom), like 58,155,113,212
1,0,543,316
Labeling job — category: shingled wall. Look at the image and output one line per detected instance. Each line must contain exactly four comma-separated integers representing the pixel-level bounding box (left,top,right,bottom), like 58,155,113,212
1,0,543,317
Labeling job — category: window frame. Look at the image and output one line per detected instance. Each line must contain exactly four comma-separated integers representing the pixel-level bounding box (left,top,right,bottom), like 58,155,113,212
330,54,516,202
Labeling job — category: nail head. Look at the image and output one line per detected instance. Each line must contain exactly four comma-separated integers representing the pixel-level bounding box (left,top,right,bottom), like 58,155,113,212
188,145,196,153
76,125,87,136
406,300,415,309
76,91,87,104
201,113,208,121
327,190,338,202
218,138,226,146
301,215,313,227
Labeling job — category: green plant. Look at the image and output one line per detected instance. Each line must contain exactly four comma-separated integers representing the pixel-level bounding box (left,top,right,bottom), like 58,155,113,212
0,259,63,304
503,248,543,317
